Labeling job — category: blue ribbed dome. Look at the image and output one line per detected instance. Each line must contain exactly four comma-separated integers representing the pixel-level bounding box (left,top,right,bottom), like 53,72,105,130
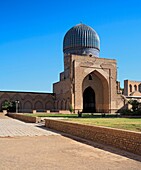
63,24,100,57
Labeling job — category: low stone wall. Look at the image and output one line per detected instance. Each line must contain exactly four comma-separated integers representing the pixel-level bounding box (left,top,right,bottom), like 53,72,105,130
32,110,51,114
2,110,7,115
0,112,5,116
45,119,141,156
51,109,71,114
58,110,70,114
8,113,41,123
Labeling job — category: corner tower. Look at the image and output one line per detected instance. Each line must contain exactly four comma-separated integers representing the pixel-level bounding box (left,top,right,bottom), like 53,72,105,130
53,24,124,113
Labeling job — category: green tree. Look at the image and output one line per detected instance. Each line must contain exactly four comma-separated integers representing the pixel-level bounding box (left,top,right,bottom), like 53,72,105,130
128,99,140,112
2,101,12,110
2,100,16,112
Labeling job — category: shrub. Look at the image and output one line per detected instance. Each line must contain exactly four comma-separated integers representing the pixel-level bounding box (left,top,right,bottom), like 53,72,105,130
128,99,140,112
2,100,16,112
134,109,141,116
69,104,74,113
120,109,132,115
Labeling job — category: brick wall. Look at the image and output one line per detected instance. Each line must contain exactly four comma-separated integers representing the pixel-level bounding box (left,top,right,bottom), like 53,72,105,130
8,113,41,123
53,54,124,113
0,91,54,112
45,119,141,156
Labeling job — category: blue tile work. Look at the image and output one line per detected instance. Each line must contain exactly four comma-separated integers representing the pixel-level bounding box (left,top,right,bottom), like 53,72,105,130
63,24,100,57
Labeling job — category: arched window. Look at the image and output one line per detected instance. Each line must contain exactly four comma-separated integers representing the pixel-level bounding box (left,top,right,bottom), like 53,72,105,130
134,85,137,91
139,84,141,92
129,84,132,92
88,74,92,80
57,101,59,109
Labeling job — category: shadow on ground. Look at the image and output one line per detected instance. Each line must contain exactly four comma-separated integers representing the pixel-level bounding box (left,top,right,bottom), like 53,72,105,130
36,123,141,163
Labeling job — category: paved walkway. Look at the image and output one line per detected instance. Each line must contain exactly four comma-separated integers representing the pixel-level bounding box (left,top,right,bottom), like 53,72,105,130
0,115,141,170
0,115,58,137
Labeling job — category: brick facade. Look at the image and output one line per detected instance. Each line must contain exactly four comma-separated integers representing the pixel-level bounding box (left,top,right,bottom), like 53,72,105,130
53,54,124,113
124,80,141,97
0,91,54,112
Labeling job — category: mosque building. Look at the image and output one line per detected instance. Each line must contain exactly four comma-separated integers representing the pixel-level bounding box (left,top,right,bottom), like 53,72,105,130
0,24,141,113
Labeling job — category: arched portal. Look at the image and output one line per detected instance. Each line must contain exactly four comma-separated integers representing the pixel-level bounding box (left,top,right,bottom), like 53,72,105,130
83,87,96,113
82,70,109,113
23,101,32,112
34,101,43,112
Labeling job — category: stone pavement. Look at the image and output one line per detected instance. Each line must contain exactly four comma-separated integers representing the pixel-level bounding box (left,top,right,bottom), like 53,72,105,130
0,115,58,137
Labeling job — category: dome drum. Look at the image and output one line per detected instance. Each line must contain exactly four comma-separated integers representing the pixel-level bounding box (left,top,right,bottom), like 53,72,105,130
64,47,99,57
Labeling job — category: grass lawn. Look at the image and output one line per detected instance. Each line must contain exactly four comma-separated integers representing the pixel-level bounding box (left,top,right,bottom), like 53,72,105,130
24,113,117,118
64,118,141,132
24,113,141,132
25,113,78,118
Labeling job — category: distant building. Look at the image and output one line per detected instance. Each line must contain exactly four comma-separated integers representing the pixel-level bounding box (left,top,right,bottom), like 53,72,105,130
124,80,141,101
0,24,140,113
0,91,54,112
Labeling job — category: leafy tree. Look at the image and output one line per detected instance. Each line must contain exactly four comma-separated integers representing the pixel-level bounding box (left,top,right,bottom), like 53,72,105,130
2,101,12,110
2,100,16,112
128,99,140,112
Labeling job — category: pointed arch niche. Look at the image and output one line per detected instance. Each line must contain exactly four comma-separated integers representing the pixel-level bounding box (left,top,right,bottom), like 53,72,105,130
82,70,109,113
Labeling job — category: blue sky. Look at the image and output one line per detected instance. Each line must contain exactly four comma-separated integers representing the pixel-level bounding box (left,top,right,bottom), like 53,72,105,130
0,0,141,92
